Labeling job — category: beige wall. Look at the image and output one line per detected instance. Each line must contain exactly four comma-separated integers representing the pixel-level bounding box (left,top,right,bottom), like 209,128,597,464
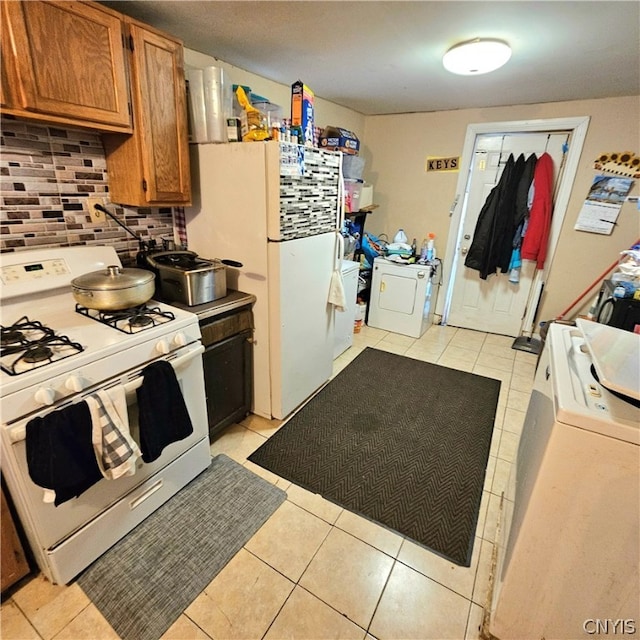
363,96,640,323
184,49,366,139
182,47,639,325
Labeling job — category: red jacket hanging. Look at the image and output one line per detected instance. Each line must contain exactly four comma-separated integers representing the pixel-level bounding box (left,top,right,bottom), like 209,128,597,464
521,152,554,269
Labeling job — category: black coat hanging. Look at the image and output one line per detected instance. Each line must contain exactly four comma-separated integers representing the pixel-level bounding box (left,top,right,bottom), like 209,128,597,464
464,154,520,279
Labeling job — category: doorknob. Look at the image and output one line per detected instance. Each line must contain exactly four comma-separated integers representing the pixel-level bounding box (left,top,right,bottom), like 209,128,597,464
461,247,468,255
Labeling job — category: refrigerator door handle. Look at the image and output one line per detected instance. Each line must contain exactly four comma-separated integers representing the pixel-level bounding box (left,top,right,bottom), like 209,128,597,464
336,153,345,271
335,231,344,271
337,154,345,232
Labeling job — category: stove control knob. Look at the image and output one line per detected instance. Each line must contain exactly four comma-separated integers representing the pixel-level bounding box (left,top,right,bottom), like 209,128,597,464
65,375,84,393
156,339,170,355
172,332,187,347
35,387,56,406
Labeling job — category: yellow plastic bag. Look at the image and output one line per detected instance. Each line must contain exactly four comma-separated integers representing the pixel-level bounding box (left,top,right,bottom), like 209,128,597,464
236,86,269,142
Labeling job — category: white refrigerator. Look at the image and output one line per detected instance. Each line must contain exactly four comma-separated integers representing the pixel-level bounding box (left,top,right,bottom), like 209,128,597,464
185,141,341,420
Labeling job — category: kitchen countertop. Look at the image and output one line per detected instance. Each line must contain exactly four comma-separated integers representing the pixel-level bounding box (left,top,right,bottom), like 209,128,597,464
157,290,256,322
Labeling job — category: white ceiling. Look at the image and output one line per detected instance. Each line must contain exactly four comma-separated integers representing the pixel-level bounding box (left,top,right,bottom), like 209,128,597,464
101,1,640,116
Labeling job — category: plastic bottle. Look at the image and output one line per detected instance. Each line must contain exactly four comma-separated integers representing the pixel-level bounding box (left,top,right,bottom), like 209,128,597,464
420,239,428,262
411,238,417,256
426,233,436,262
393,228,408,244
613,285,627,299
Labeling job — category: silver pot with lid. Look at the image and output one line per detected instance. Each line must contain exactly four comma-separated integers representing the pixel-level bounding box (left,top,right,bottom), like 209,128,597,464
71,265,155,311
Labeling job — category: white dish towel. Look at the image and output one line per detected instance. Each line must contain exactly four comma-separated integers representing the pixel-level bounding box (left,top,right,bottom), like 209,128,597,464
328,268,346,312
87,386,141,480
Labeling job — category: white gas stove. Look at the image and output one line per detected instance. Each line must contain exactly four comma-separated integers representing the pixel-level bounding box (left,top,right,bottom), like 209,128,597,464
1,247,201,423
0,246,211,584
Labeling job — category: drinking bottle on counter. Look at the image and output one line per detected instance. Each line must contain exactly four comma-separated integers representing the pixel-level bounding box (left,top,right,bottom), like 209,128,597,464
419,233,437,263
426,233,436,262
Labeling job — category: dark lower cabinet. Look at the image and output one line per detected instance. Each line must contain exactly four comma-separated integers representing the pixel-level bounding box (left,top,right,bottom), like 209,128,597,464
200,309,253,439
1,486,30,592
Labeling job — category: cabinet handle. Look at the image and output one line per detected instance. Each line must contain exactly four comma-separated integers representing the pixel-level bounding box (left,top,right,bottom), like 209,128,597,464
545,366,550,380
129,480,163,510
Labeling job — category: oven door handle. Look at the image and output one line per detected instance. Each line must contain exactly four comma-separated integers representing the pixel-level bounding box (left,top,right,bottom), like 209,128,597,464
121,344,204,394
8,344,205,444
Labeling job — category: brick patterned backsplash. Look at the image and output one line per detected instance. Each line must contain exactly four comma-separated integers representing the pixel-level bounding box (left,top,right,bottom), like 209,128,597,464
279,145,340,241
1,117,176,266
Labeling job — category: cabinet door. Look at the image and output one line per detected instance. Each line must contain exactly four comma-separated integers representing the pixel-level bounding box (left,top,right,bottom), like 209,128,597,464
131,22,191,205
2,1,131,129
104,22,191,206
0,9,16,108
202,330,253,438
1,487,30,592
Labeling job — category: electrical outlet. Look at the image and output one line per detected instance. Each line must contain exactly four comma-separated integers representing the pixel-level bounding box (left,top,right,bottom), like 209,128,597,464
88,197,107,222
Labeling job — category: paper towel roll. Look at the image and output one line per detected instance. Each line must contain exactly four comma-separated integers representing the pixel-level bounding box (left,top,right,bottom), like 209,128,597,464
185,69,208,143
203,66,227,143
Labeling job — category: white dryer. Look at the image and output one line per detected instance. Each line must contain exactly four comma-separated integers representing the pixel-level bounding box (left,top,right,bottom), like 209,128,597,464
367,257,439,338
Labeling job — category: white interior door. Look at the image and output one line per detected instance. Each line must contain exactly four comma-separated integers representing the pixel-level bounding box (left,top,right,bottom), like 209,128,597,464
446,132,569,336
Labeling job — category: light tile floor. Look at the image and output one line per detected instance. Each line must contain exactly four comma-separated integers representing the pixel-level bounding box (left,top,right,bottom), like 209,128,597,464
1,324,537,640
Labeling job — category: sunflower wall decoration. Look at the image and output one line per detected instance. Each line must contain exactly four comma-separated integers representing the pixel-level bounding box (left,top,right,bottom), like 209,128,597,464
593,151,640,178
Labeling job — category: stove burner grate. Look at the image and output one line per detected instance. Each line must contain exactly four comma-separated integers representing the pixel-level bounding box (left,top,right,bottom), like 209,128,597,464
2,329,25,346
1,316,55,355
129,314,154,328
0,334,84,376
24,344,54,363
75,304,175,333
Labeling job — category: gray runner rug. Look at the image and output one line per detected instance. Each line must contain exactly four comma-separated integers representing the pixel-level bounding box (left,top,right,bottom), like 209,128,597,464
77,454,286,640
249,347,500,567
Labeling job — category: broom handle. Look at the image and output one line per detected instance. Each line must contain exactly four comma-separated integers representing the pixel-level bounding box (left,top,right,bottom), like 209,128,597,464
556,238,640,320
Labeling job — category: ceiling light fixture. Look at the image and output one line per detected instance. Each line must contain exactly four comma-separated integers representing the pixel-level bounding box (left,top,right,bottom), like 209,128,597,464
443,38,512,75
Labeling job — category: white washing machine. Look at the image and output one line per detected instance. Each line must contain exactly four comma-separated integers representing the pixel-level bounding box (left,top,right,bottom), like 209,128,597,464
490,320,639,639
333,260,360,358
367,256,439,338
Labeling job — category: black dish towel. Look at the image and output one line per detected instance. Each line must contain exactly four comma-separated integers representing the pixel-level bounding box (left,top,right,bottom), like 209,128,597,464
26,401,103,506
137,360,194,463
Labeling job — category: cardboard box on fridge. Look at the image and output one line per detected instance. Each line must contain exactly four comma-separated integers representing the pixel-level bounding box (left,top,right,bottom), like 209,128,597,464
291,80,315,146
319,126,360,155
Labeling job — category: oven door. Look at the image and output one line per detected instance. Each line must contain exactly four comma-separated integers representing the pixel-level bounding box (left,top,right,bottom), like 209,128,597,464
1,343,209,553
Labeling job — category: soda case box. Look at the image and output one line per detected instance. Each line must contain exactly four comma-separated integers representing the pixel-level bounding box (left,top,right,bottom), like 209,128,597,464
319,126,360,155
291,80,315,146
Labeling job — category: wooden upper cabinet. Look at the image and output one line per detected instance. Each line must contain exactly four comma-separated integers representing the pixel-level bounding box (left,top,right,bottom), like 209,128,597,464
1,13,15,108
103,21,191,206
1,1,131,131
